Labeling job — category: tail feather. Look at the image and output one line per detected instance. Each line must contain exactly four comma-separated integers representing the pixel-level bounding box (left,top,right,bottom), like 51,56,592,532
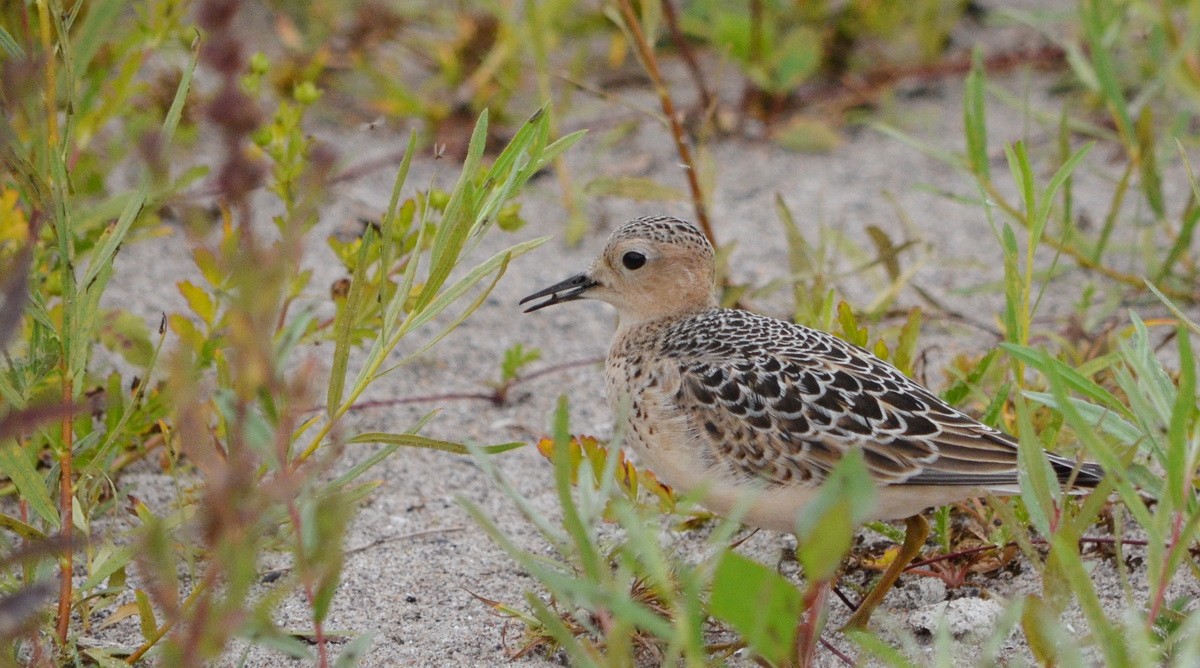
1049,455,1104,488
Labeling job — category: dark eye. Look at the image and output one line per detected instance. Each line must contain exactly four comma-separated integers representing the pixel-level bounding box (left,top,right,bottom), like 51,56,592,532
622,251,646,270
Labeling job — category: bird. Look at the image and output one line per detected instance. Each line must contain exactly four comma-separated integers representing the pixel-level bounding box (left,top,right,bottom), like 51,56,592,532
519,215,1102,629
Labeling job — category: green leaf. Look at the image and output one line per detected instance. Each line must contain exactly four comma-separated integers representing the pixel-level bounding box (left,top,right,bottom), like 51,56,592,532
135,589,157,640
836,302,868,347
794,448,876,580
98,309,155,367
83,650,133,668
0,441,58,527
81,544,135,590
162,43,197,144
1050,531,1129,664
1033,142,1094,242
710,551,801,666
583,176,686,201
0,512,48,540
0,24,23,58
772,116,841,153
1022,391,1141,446
892,307,922,377
1015,395,1056,536
1001,343,1128,417
71,0,122,72
328,228,374,417
347,432,523,455
81,183,148,290
963,50,989,178
402,237,546,334
1165,328,1195,508
770,26,821,91
1081,0,1134,147
333,633,376,668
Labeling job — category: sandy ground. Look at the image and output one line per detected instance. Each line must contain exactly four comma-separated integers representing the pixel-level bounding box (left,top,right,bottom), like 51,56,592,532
92,10,1200,667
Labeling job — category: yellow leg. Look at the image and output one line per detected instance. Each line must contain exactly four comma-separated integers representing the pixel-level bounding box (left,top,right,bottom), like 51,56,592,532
843,514,930,630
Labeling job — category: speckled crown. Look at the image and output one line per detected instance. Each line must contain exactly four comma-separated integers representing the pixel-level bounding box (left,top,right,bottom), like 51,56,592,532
609,216,714,259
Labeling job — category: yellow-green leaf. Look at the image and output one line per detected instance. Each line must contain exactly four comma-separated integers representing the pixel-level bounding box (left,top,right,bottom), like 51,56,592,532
583,176,686,202
177,280,216,325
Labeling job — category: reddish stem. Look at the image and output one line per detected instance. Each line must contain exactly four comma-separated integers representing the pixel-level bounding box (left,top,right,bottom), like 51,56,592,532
1144,512,1185,630
55,370,73,647
615,0,716,244
794,579,829,666
288,502,330,668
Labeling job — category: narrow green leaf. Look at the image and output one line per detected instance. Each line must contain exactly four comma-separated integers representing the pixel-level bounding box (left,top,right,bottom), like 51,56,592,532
1023,391,1142,446
81,545,135,590
0,24,23,57
347,432,522,455
81,183,148,289
872,123,963,169
1015,395,1056,536
162,45,197,144
1134,107,1165,220
1144,279,1200,336
963,50,989,178
1044,360,1154,531
1081,0,1134,146
326,412,435,491
1033,143,1094,239
487,106,546,184
328,229,374,417
1005,141,1036,224
1050,532,1129,664
943,349,998,406
892,308,922,378
71,0,122,72
135,589,157,640
0,512,48,540
402,237,546,334
583,176,686,201
0,441,58,527
381,131,417,230
333,633,376,668
1165,328,1194,508
532,129,587,175
1001,343,1128,416
549,397,602,582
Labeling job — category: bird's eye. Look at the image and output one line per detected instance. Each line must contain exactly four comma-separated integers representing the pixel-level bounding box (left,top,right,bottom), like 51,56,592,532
622,251,647,270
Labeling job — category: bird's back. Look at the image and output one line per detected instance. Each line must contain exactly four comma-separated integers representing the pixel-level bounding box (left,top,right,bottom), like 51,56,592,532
605,307,1100,524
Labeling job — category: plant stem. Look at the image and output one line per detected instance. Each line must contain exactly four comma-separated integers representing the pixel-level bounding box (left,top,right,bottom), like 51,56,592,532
795,579,829,666
1145,512,1185,632
615,0,715,244
660,0,715,114
524,0,588,243
55,369,73,647
288,501,329,668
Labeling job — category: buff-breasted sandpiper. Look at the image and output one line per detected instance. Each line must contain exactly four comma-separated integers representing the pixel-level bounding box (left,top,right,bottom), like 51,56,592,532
520,215,1102,628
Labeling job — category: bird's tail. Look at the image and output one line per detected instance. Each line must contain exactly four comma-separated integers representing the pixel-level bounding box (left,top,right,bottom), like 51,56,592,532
1049,455,1104,489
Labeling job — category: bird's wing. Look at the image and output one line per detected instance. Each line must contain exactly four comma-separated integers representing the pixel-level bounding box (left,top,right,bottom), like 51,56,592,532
666,312,1030,488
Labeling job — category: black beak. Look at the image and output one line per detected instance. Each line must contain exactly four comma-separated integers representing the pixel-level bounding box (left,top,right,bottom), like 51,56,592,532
519,273,600,313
